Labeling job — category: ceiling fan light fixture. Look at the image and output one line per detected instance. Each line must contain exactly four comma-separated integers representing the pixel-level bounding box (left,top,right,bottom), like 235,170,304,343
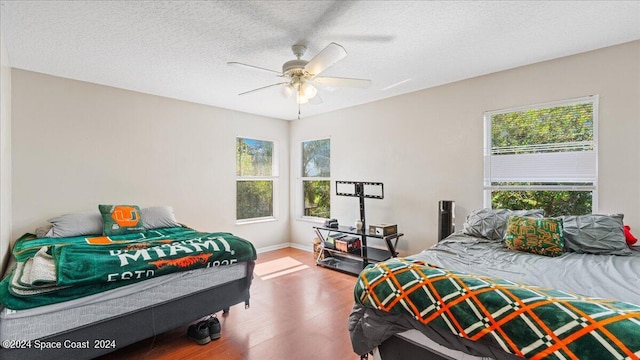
282,83,295,98
296,92,309,104
301,81,317,99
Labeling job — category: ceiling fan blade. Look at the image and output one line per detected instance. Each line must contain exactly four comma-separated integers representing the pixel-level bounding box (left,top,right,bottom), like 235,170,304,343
238,82,289,96
304,42,347,77
313,76,372,89
228,62,282,75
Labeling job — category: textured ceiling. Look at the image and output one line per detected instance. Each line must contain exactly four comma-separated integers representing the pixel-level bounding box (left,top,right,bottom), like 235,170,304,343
1,1,639,120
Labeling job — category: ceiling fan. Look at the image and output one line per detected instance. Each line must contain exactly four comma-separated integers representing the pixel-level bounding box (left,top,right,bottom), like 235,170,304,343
228,42,372,117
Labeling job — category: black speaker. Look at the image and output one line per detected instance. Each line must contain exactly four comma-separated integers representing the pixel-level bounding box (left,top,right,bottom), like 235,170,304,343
438,201,455,241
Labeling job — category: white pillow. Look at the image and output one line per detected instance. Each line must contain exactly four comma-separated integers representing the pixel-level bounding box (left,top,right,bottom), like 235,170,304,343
141,206,180,229
45,211,103,238
35,225,53,238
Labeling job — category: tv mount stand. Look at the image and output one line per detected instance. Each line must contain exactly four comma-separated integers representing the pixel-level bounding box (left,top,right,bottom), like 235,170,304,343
313,181,401,276
335,180,383,233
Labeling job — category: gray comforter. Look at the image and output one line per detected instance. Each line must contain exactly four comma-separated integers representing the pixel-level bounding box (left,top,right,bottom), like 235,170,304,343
348,232,640,357
411,232,640,304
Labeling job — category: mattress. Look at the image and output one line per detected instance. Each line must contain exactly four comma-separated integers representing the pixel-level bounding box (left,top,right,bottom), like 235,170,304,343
1,261,249,342
410,232,640,304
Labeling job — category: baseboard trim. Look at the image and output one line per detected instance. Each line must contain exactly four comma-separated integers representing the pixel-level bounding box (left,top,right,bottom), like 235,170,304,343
255,243,289,254
288,242,313,253
255,243,313,254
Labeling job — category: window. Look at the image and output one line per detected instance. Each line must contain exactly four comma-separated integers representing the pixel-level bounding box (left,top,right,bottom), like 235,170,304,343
236,137,278,221
484,96,598,216
301,138,330,219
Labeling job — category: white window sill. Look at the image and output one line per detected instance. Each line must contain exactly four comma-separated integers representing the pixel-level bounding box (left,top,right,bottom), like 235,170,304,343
296,217,326,225
236,217,277,225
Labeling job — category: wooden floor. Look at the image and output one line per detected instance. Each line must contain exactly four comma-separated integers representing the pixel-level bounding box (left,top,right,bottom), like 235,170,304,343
96,247,360,360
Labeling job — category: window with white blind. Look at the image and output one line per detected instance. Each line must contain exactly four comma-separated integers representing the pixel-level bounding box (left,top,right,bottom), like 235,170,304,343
483,96,598,216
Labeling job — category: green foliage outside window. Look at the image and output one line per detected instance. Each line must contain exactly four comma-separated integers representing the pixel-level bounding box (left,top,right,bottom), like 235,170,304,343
236,138,274,220
491,103,593,151
303,180,330,218
489,102,594,215
237,138,273,176
237,181,273,220
303,139,330,177
302,139,330,218
492,190,592,217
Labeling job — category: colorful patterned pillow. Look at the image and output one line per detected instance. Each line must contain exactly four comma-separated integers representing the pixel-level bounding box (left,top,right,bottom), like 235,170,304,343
504,216,564,257
99,204,145,236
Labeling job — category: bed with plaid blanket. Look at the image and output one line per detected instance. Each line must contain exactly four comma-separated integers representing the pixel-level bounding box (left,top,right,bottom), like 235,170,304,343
352,258,640,360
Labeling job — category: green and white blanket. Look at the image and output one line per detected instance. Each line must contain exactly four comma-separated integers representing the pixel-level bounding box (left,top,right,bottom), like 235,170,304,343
354,258,640,360
0,227,256,310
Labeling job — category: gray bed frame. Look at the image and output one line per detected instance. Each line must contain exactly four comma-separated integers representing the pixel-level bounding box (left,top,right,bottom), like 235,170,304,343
374,329,523,360
377,334,451,360
0,261,254,360
374,329,522,360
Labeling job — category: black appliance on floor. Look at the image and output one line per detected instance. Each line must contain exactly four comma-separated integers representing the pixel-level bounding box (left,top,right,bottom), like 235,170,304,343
438,200,455,241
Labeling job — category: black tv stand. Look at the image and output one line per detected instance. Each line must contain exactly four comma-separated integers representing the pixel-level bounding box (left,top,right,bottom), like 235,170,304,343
313,224,403,275
313,181,403,276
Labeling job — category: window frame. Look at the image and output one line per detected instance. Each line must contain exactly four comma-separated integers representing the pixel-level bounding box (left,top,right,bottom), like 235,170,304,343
235,136,279,224
298,137,331,222
483,95,599,213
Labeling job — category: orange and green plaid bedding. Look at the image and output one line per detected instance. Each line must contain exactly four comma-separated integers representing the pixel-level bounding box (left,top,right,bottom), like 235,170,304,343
355,258,640,360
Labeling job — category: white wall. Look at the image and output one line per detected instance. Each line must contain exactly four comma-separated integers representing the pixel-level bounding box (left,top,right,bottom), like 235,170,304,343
290,40,640,255
11,70,290,251
7,41,640,261
0,29,12,273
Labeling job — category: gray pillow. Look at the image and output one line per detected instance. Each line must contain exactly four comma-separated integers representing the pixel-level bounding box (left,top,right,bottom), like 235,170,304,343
45,211,103,238
141,206,180,229
463,208,545,240
561,214,631,255
35,225,53,238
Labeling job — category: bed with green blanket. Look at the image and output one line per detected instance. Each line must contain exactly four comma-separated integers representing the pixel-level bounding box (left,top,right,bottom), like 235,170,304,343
0,226,257,360
1,226,256,309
